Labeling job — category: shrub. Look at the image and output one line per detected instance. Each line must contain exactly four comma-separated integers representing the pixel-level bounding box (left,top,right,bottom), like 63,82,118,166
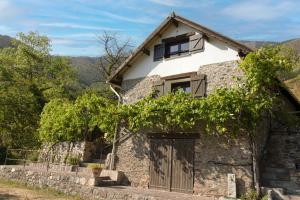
67,156,81,165
241,190,268,200
27,151,39,162
241,190,257,200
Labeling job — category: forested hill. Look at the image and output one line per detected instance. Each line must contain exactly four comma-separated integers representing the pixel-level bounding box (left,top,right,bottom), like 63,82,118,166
239,40,277,50
0,35,14,48
68,56,102,86
0,35,102,86
240,38,300,54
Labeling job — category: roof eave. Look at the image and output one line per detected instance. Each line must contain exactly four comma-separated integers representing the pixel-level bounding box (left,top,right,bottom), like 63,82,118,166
108,15,174,84
108,13,254,84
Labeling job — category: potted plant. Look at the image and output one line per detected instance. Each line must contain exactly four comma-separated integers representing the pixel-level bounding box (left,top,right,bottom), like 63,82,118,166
88,163,103,177
67,156,81,172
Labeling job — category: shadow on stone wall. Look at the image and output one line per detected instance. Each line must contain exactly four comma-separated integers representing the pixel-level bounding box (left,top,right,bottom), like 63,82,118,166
0,193,19,199
193,134,253,196
115,128,254,196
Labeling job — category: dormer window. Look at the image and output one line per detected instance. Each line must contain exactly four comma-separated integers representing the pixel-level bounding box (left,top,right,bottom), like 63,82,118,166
165,38,189,58
153,32,204,61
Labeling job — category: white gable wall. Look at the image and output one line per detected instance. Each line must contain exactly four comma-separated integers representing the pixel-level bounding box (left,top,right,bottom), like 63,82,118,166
123,23,240,80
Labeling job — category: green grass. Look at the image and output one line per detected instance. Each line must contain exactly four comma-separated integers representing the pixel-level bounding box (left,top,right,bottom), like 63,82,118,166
0,178,83,200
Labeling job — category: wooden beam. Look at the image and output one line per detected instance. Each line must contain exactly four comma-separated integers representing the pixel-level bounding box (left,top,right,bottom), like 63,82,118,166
171,18,178,27
162,72,197,80
142,48,150,56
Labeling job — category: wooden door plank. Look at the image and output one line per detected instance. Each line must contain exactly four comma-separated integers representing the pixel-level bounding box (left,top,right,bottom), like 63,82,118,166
171,139,194,193
149,139,171,190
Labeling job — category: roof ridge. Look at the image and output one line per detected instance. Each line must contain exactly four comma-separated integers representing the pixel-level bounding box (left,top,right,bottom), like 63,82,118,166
170,11,176,18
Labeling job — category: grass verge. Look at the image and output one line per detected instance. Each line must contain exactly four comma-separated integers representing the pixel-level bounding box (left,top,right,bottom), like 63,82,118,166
0,177,83,200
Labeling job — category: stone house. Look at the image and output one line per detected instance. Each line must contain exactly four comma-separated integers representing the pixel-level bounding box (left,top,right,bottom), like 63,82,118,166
108,13,300,197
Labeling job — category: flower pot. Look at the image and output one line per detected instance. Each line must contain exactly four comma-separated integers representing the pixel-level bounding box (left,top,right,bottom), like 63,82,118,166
92,168,102,177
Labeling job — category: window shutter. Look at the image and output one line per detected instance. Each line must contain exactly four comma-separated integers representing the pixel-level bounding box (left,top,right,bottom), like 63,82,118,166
153,44,165,61
153,80,164,97
189,34,204,52
164,80,171,94
191,74,206,97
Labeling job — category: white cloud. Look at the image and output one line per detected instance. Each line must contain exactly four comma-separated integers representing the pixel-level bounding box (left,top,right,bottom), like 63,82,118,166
50,36,96,45
39,23,121,31
51,38,76,45
100,11,157,24
52,44,101,56
222,0,297,21
0,0,24,20
147,0,191,7
66,33,97,38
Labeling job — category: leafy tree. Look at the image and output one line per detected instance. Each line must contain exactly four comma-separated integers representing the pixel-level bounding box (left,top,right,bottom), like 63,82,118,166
39,93,117,144
39,99,74,143
0,32,79,148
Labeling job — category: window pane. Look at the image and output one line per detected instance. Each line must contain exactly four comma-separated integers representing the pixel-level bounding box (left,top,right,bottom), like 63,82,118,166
171,81,191,93
180,41,189,52
170,44,179,54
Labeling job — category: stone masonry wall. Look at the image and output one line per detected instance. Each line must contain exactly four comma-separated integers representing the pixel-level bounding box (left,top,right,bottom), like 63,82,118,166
115,130,254,197
121,75,160,104
39,141,98,163
0,166,212,200
197,60,243,95
261,122,300,193
116,60,253,196
121,61,242,104
115,127,150,188
194,134,253,197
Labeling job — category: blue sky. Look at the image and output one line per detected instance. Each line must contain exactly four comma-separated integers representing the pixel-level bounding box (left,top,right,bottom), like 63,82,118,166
0,0,300,57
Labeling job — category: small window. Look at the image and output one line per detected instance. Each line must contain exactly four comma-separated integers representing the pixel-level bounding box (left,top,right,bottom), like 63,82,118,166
165,38,189,58
171,81,191,93
170,44,179,54
181,41,189,52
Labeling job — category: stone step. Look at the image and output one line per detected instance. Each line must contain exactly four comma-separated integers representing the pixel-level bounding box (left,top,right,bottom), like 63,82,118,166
261,187,300,200
261,187,286,199
100,176,111,180
284,195,300,200
100,169,124,184
92,159,105,163
262,172,290,181
262,167,290,181
264,180,299,194
74,168,124,185
264,167,290,174
98,179,118,187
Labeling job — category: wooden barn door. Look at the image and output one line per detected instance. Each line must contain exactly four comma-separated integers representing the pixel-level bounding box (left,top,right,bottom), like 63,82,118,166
171,139,194,193
149,139,171,190
149,138,194,193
